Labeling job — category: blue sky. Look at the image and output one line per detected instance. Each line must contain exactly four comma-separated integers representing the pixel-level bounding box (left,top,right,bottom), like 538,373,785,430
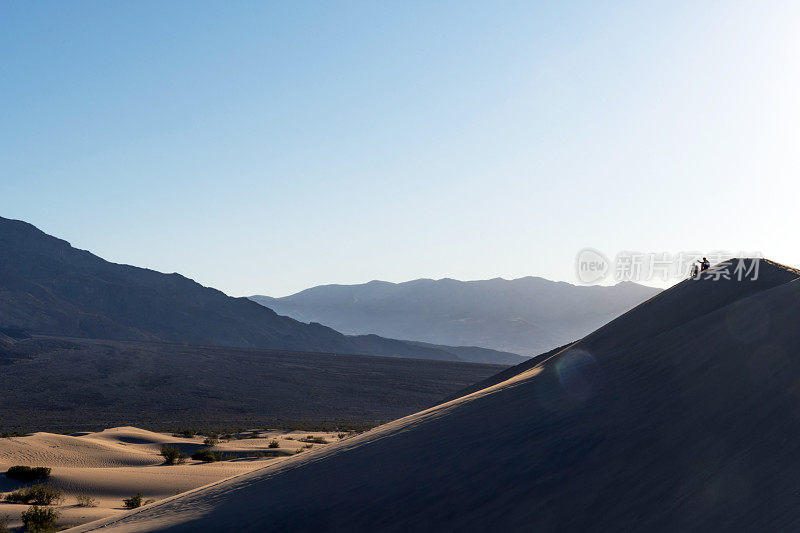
2,1,800,296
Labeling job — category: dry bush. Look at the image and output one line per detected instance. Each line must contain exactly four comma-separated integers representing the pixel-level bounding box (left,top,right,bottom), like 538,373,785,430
21,506,59,533
122,492,155,509
160,445,187,465
191,449,219,462
300,435,328,444
76,493,98,507
5,466,51,482
5,484,63,505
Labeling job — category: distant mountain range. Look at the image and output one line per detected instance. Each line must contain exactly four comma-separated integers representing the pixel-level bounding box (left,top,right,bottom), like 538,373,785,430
0,216,521,364
251,277,661,356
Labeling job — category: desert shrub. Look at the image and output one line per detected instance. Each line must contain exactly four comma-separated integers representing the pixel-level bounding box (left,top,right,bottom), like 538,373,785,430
284,436,294,441
268,440,280,448
5,466,51,482
172,429,195,439
0,515,9,533
21,506,59,533
122,492,154,509
160,445,187,465
294,448,304,454
191,449,219,462
5,487,27,503
29,484,63,505
5,484,63,505
76,493,98,507
300,436,328,444
122,492,143,509
203,436,218,447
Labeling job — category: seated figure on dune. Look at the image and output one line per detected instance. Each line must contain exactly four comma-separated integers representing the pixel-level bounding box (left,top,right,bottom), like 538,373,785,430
690,257,711,280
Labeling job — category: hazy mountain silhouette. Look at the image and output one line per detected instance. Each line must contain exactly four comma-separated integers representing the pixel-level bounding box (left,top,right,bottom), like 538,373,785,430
251,277,661,356
0,216,519,363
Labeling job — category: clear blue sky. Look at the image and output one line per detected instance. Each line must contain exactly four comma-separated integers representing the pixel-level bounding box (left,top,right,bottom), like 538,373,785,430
2,1,799,296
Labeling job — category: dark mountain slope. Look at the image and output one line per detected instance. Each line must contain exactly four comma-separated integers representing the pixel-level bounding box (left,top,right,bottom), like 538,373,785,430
0,216,508,361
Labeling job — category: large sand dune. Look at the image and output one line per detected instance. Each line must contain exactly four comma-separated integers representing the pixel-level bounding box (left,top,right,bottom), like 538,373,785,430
65,258,800,532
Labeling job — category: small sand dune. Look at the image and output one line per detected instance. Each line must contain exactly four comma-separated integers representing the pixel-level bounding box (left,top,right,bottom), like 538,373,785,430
0,431,157,470
0,427,345,530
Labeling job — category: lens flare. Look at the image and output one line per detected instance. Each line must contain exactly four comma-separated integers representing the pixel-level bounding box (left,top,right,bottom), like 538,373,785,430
555,350,603,404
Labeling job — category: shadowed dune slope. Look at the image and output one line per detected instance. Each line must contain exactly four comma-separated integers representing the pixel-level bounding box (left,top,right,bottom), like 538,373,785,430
439,340,577,403
71,259,800,532
444,258,800,403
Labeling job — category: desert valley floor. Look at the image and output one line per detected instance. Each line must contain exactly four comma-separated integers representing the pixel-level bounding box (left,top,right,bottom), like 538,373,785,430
0,427,349,530
3,258,799,532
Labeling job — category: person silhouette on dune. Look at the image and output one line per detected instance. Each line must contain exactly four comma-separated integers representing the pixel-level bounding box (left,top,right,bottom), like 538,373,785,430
690,257,711,280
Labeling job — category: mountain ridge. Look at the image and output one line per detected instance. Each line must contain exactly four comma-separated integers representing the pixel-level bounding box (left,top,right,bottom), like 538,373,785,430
251,275,661,356
0,216,519,363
